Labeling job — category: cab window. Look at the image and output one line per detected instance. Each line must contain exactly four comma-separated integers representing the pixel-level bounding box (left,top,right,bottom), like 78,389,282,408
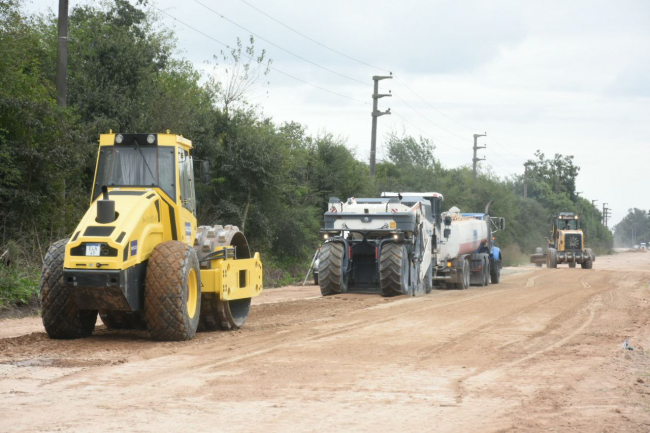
178,149,196,215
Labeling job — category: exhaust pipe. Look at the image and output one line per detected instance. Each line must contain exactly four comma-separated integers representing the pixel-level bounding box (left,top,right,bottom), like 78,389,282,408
484,200,494,216
97,185,116,224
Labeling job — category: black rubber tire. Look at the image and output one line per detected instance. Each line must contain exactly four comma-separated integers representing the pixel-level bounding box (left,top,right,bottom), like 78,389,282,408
318,242,347,296
41,239,98,339
547,248,558,269
482,257,490,286
581,249,594,269
380,243,409,297
145,241,202,341
424,263,433,294
569,261,577,268
457,259,470,290
490,259,501,284
314,273,319,285
99,311,146,330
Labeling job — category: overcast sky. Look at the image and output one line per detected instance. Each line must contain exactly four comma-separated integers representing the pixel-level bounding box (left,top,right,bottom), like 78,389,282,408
23,0,650,227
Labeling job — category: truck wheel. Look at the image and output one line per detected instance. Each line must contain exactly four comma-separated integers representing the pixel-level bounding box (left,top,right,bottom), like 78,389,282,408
490,260,501,284
581,249,594,269
314,273,319,285
547,248,558,269
535,247,543,267
455,258,470,290
482,257,490,286
569,261,576,268
318,242,347,296
41,239,98,339
380,243,409,296
145,241,202,341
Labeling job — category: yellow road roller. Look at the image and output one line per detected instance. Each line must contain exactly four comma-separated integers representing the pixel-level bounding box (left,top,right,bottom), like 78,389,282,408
40,132,263,341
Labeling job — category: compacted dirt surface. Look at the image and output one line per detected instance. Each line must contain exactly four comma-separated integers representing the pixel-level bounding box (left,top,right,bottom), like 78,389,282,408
1,252,650,432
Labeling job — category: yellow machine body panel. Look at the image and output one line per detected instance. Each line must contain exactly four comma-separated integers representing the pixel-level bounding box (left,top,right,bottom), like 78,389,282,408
200,248,264,300
557,229,585,253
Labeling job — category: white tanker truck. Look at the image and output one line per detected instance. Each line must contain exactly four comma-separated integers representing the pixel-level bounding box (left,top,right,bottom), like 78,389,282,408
317,192,505,296
384,193,505,289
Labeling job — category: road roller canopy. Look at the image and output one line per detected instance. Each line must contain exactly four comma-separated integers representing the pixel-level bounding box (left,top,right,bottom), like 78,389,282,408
93,133,193,202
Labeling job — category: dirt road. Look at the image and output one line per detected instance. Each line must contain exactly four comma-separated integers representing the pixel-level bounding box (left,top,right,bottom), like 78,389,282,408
1,252,650,432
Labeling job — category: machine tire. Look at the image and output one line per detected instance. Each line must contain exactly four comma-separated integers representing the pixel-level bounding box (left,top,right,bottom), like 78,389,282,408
424,263,433,294
145,241,201,341
535,247,543,267
482,257,490,286
581,249,594,269
194,225,256,331
569,261,577,268
41,239,97,339
380,243,409,297
314,273,319,285
490,259,501,284
456,258,470,290
547,248,558,269
318,242,347,296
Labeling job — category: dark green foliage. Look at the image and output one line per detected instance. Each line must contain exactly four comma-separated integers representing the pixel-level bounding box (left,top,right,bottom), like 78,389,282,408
614,209,649,247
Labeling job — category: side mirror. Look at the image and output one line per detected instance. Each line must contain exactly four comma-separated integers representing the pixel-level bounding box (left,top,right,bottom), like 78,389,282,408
444,228,451,238
500,218,505,231
200,161,210,185
444,216,452,226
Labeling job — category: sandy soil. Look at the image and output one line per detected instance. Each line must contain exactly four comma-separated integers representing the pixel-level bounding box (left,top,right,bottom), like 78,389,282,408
1,252,649,432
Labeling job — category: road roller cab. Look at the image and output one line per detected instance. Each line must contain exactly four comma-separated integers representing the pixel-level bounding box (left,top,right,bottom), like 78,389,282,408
40,132,263,341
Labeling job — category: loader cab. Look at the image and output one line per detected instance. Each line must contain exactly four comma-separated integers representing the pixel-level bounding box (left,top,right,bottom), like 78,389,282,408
554,213,580,233
93,133,197,245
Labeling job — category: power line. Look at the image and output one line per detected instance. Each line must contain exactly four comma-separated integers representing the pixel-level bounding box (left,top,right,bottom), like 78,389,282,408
391,112,464,152
238,0,505,151
393,76,482,133
391,92,472,142
238,0,391,74
192,0,369,86
152,6,369,106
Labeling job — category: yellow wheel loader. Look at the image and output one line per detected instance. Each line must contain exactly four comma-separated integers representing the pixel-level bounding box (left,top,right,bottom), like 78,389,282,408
40,133,263,341
529,212,595,269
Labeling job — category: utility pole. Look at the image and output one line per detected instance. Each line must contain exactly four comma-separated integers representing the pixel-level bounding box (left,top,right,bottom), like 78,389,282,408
55,0,69,107
523,162,530,198
591,199,597,207
472,133,487,181
602,203,611,228
369,74,392,177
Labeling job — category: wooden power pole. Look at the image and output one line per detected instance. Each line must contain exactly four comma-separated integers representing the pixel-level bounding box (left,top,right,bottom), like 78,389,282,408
55,0,69,107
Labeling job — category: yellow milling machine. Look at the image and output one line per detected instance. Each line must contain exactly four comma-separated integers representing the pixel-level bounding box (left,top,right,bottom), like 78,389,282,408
40,133,263,341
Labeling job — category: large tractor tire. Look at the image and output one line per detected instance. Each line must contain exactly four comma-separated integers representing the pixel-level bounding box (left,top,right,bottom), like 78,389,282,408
581,248,594,269
535,247,543,267
317,242,347,296
145,241,201,341
569,261,577,268
380,243,410,296
100,311,146,330
547,248,558,269
41,239,98,339
194,225,254,331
